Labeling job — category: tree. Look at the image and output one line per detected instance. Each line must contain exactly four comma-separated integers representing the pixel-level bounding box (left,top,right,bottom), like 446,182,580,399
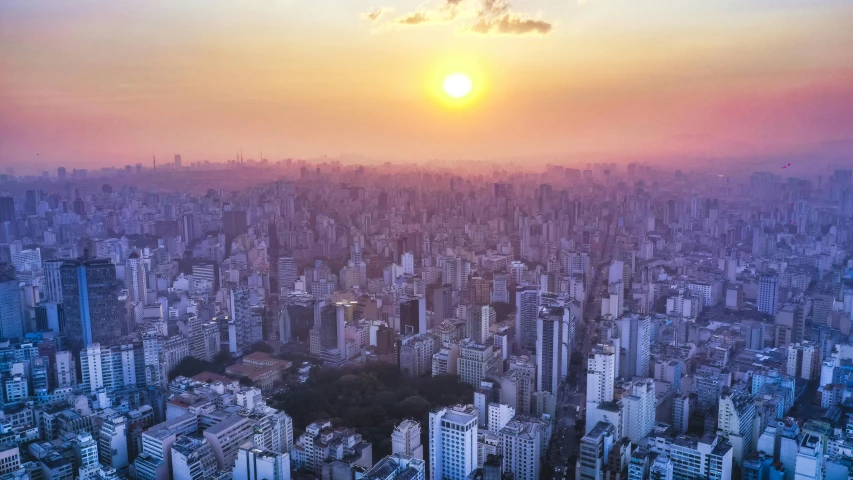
492,302,513,323
168,357,215,381
248,341,273,354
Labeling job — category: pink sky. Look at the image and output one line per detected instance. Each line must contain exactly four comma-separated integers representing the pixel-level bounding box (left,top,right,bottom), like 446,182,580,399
1,0,852,170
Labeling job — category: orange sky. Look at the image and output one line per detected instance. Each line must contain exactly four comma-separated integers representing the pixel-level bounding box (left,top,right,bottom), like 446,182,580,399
2,0,853,169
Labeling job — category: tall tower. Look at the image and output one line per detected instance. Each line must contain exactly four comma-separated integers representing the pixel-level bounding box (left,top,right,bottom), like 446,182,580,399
60,257,122,355
536,306,570,396
429,405,478,480
0,263,23,339
515,286,539,352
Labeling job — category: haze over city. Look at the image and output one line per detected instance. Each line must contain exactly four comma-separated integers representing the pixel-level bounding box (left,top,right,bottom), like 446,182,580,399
2,0,853,170
1,3,853,480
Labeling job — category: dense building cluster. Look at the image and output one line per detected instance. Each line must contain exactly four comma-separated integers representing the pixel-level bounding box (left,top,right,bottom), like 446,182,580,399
0,160,851,480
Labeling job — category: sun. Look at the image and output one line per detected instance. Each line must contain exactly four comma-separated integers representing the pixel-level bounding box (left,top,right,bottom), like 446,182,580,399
442,73,473,99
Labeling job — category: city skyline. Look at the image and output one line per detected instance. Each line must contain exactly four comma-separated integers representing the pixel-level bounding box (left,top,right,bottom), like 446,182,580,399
2,0,853,168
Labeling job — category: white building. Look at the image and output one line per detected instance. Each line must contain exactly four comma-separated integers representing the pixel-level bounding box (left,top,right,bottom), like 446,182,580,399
787,342,819,381
576,422,614,480
499,419,543,480
392,420,423,460
717,387,755,468
402,252,415,276
794,434,823,480
586,342,616,434
232,442,290,480
623,379,655,442
80,344,104,394
429,405,478,480
487,404,515,434
618,314,651,379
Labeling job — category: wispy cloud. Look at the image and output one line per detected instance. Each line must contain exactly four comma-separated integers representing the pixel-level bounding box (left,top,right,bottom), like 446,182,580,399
469,14,552,35
467,0,551,35
383,0,552,35
395,11,432,25
361,7,391,23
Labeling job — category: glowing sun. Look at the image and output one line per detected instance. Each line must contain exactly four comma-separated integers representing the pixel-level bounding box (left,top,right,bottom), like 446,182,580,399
442,73,473,99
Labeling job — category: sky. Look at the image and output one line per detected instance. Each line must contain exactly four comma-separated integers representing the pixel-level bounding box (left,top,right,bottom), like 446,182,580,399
1,0,853,169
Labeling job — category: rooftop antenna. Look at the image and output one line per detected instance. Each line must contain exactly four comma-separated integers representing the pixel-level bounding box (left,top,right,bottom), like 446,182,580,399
240,147,243,165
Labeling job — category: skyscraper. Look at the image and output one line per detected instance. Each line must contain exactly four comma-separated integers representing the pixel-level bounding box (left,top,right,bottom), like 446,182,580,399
619,314,651,379
0,263,23,339
586,342,617,433
125,251,147,330
400,296,426,335
536,306,570,396
758,273,780,316
60,257,122,355
180,214,197,243
429,405,478,480
43,259,64,303
433,285,452,325
277,257,298,292
515,287,539,352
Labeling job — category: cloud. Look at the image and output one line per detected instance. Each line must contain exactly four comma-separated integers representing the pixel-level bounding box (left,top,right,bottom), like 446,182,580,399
386,0,551,35
469,0,551,35
395,12,432,25
361,8,389,22
469,14,552,35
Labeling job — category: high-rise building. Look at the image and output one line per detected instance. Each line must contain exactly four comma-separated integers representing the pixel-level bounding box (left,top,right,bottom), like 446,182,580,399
0,263,23,339
467,305,494,345
429,405,478,480
43,258,64,303
577,421,615,480
392,420,423,460
758,274,780,316
277,257,298,292
515,287,539,352
80,344,104,393
73,432,100,480
229,287,262,354
491,274,509,304
623,379,656,442
55,350,75,388
618,314,651,379
793,434,823,480
232,442,291,480
0,197,13,224
400,296,426,335
586,342,617,433
180,214,197,244
717,386,756,467
536,306,570,396
222,209,248,237
787,342,819,380
457,340,500,387
649,455,674,480
98,415,129,475
402,252,415,275
126,251,148,327
171,435,217,480
499,419,543,480
667,434,733,480
60,257,122,355
433,285,452,326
